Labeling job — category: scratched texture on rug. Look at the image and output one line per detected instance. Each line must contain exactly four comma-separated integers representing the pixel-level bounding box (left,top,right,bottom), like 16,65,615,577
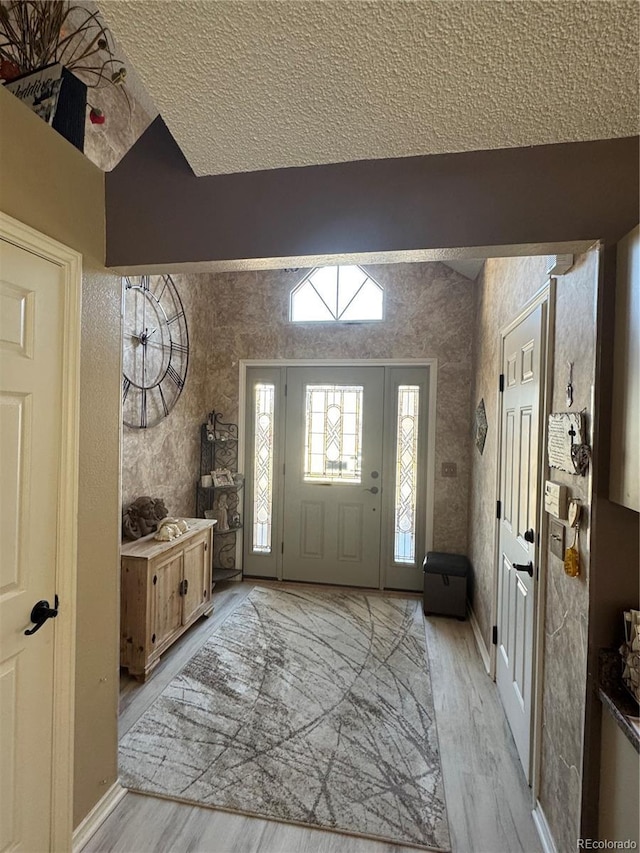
119,587,450,850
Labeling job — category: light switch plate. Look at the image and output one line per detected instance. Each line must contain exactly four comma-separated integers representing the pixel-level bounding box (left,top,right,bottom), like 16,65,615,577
442,462,457,478
550,518,565,559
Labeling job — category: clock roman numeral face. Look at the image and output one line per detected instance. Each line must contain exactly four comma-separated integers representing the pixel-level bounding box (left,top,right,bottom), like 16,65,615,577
122,274,189,429
140,388,147,429
166,364,185,390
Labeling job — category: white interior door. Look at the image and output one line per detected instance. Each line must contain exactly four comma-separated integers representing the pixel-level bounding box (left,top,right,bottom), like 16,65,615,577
0,227,78,851
496,303,544,779
282,366,384,587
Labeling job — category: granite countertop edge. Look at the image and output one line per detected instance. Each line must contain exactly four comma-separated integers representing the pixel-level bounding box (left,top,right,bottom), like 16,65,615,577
598,649,640,755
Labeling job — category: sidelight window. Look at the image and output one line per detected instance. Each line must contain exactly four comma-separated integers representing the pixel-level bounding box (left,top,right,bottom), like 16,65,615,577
394,385,420,563
252,383,275,553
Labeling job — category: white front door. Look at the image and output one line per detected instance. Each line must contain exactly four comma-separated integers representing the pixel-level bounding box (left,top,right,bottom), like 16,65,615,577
496,303,544,779
283,366,384,587
0,225,79,851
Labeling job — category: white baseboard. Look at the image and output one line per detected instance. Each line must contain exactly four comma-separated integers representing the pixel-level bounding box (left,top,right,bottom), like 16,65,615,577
532,800,558,853
72,781,127,852
468,604,491,674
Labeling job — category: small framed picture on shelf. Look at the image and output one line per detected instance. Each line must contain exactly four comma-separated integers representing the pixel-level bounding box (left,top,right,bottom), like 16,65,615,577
211,468,234,487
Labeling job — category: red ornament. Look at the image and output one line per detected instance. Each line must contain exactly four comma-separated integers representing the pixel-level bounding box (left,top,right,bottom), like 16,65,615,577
89,107,105,125
0,59,21,82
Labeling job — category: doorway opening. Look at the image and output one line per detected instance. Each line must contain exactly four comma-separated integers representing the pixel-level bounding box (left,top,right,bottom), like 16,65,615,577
241,360,437,591
492,284,553,786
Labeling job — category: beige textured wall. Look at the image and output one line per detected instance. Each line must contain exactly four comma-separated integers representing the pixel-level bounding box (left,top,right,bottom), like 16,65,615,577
468,250,599,853
0,88,104,262
121,262,475,555
0,89,122,828
468,255,549,640
121,274,214,517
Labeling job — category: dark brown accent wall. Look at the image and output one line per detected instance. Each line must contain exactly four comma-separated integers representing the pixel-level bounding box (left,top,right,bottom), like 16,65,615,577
106,119,639,268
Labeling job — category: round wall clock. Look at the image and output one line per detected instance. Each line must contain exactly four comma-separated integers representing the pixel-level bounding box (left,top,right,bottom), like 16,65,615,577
122,274,189,429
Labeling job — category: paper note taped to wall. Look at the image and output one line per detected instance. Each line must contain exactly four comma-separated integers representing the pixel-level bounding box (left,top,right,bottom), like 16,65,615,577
547,412,583,474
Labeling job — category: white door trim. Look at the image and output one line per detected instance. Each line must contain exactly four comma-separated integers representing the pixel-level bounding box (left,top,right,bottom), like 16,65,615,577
239,358,437,583
0,211,81,850
490,281,555,796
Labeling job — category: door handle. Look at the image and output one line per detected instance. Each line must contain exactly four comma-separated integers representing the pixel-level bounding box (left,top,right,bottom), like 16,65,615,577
524,528,535,543
513,562,534,577
24,595,59,635
364,486,379,494
179,579,189,596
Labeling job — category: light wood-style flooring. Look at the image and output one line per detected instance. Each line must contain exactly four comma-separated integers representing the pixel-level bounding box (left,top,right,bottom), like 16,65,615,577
84,581,542,853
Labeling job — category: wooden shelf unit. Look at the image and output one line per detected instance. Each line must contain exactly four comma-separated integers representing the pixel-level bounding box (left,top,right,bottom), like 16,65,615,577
120,518,215,682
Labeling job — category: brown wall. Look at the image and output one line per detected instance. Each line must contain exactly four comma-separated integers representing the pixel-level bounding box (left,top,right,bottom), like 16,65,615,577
468,250,599,852
106,119,639,269
0,88,122,828
121,262,476,558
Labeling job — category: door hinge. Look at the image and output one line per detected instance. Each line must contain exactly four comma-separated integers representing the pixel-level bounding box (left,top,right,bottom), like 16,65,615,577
499,373,505,393
283,462,286,476
496,500,501,519
281,542,284,554
492,625,498,645
204,542,208,551
284,384,287,397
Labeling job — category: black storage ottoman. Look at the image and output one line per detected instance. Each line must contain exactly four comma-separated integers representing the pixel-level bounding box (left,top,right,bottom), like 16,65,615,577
423,551,470,620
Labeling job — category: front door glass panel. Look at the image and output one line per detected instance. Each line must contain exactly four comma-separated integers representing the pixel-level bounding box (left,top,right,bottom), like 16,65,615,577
304,384,363,483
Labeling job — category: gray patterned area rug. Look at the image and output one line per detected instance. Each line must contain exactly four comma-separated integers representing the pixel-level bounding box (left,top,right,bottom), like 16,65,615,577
119,586,450,851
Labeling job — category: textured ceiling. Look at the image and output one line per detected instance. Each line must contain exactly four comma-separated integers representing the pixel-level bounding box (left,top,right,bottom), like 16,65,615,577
100,1,639,177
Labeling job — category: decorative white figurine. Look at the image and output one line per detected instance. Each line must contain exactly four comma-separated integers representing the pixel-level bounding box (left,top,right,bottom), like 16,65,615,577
154,526,172,541
154,517,189,541
215,494,229,531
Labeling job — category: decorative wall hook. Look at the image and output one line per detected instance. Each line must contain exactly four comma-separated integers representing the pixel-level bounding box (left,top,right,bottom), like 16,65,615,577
566,361,574,408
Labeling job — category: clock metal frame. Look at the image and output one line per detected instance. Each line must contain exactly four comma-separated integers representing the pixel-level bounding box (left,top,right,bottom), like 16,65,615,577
122,274,189,429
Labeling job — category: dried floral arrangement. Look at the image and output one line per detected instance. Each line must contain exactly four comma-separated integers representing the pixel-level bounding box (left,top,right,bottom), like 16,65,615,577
0,0,129,120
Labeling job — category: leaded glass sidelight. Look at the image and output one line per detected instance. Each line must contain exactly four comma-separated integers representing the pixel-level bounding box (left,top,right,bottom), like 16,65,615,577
394,385,420,563
304,385,363,482
252,383,275,553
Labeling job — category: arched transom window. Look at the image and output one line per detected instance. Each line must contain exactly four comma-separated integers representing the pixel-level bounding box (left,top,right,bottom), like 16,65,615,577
290,265,384,323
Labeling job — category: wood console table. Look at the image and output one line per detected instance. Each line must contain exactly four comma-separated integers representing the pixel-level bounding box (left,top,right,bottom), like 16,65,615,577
120,518,215,681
